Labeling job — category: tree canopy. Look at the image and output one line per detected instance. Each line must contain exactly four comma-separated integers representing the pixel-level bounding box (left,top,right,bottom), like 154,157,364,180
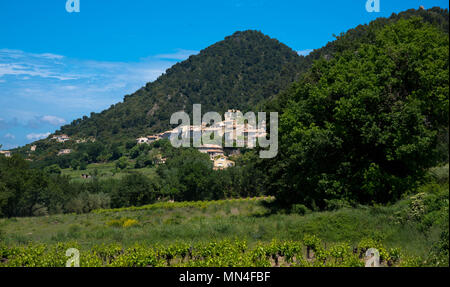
263,17,449,209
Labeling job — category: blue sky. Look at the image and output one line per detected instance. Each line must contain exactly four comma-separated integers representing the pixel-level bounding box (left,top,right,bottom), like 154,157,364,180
0,0,448,149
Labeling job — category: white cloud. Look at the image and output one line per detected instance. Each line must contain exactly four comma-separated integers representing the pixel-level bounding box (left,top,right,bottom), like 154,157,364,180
26,132,50,140
0,49,64,60
37,53,64,60
40,115,66,126
4,133,15,139
297,49,314,56
23,115,67,129
0,63,79,80
0,47,195,147
0,51,178,110
0,49,77,81
156,49,199,60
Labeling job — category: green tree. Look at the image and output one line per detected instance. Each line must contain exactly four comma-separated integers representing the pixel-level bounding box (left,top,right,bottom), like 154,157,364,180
0,181,12,217
158,148,213,201
111,173,160,207
44,164,62,175
116,156,129,170
71,159,80,170
265,18,449,209
79,161,87,171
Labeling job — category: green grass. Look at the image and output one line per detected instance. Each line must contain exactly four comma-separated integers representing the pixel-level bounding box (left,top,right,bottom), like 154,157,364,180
61,162,157,182
1,183,447,262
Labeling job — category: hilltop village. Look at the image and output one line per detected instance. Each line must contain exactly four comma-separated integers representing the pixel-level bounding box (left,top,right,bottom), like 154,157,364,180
2,110,267,171
135,110,267,170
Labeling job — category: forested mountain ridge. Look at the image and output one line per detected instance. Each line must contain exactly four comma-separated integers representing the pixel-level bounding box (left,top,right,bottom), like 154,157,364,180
55,7,448,145
10,7,448,160
58,30,304,141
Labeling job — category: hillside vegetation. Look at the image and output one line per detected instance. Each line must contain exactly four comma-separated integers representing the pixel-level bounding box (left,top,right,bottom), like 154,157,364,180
0,171,448,266
0,141,265,217
13,7,448,151
0,7,448,267
1,8,448,216
57,31,303,142
262,16,449,210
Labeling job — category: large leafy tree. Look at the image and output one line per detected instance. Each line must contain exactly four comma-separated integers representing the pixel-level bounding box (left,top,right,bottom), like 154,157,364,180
158,148,213,201
111,173,161,208
266,18,449,209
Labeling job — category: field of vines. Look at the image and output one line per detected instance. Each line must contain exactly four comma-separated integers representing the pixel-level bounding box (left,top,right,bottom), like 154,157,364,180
1,180,447,267
92,196,274,214
0,235,423,267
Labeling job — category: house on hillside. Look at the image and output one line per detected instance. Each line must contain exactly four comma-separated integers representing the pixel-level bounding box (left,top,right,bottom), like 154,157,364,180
158,131,173,140
198,144,224,159
30,145,37,151
154,154,167,165
166,125,202,141
213,155,235,170
57,149,72,156
147,135,160,143
137,135,163,144
52,134,70,143
76,137,95,144
0,150,11,157
136,137,149,144
202,125,224,139
224,109,241,121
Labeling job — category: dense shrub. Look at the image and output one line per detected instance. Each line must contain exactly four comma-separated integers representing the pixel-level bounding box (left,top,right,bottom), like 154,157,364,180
0,237,423,267
264,18,449,209
111,173,161,208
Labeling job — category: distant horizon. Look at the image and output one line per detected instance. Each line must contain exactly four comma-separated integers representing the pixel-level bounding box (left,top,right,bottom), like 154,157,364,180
1,1,449,150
